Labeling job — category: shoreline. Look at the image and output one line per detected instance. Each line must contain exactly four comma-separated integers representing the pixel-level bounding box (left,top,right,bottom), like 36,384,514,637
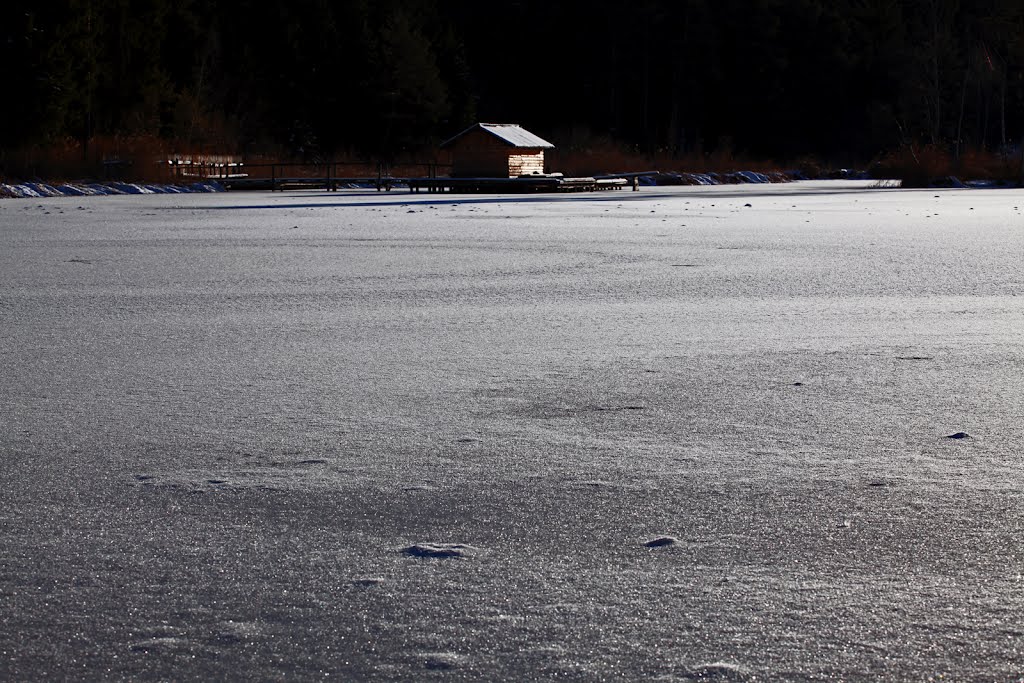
0,180,225,199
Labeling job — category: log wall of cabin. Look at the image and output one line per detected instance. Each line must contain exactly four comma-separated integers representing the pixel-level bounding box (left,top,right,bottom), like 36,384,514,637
449,130,547,177
450,131,512,177
508,151,545,176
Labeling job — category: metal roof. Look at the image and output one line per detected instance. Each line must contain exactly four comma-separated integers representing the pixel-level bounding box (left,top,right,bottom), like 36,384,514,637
441,123,554,149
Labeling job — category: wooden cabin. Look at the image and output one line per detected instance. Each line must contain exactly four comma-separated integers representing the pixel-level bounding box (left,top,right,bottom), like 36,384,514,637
440,123,554,178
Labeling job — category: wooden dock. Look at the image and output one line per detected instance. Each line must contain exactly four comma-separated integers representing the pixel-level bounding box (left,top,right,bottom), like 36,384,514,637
221,177,390,191
406,176,629,193
220,175,632,193
176,159,652,194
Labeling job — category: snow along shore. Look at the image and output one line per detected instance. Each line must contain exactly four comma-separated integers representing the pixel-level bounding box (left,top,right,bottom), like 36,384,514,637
1,170,824,199
0,180,224,198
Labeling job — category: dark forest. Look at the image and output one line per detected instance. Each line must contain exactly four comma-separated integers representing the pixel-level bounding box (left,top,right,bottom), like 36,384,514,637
4,0,1024,171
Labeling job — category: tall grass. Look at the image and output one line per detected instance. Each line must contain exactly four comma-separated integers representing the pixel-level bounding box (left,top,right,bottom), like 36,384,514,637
0,136,243,184
20,135,1021,188
0,138,447,184
548,139,786,177
872,144,1023,187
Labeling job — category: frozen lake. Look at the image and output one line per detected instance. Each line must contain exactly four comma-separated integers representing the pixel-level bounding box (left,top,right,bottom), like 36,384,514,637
2,181,1023,680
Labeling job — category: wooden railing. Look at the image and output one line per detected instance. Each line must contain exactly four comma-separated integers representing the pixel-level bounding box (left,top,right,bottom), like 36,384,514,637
166,160,452,191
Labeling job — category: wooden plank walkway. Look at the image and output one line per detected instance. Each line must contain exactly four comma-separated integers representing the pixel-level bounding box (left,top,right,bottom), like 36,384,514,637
221,175,633,193
406,176,629,193
182,159,656,194
221,177,394,191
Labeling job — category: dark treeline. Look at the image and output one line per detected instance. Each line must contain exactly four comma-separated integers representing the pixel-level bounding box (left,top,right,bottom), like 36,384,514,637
4,0,1024,165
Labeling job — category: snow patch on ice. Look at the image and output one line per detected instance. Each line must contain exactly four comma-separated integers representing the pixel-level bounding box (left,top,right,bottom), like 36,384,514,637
645,536,680,548
129,636,193,653
679,661,752,681
401,543,477,558
422,652,464,670
1,180,224,198
648,170,794,186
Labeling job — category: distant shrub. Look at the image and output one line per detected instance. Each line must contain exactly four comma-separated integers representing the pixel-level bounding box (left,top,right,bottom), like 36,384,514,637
0,135,222,184
794,156,826,179
548,139,787,177
872,145,950,187
956,146,1020,183
873,144,1022,187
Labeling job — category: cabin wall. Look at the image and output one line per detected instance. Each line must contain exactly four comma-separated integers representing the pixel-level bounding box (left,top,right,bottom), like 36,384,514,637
450,130,512,177
508,151,545,176
449,129,547,177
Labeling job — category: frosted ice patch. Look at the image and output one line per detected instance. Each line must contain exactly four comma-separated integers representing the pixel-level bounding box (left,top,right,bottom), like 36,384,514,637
645,536,679,548
351,577,385,587
129,468,331,492
129,636,192,653
214,620,263,644
680,661,752,681
401,543,477,558
422,652,463,670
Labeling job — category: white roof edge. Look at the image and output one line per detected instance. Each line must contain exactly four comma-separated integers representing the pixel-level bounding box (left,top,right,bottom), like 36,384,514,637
441,123,554,149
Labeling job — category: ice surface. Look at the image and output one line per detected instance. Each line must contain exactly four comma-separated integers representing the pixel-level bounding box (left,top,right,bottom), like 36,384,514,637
1,181,1023,680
